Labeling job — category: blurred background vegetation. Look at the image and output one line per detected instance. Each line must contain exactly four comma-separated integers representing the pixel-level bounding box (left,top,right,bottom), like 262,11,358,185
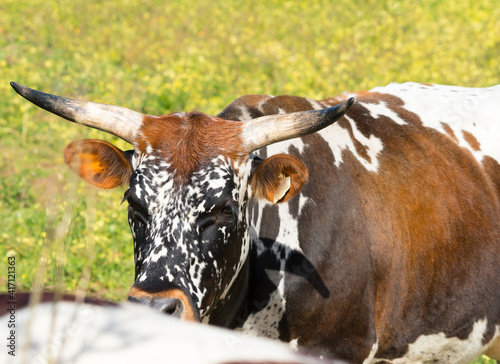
0,0,499,361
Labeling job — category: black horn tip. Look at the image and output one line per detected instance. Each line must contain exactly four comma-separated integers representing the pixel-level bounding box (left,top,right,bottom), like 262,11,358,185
10,82,25,95
345,97,355,109
323,96,354,120
10,82,37,101
9,82,78,123
338,97,355,114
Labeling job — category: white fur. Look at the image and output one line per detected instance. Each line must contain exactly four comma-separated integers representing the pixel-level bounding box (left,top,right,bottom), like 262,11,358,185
371,82,500,164
318,114,384,172
368,319,497,364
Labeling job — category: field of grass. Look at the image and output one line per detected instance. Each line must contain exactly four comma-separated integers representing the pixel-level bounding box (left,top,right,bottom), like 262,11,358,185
0,0,499,362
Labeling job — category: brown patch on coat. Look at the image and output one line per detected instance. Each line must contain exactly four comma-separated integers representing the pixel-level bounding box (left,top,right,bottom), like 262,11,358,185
462,130,481,151
440,122,459,142
483,156,500,200
261,96,318,114
137,112,245,183
355,116,500,358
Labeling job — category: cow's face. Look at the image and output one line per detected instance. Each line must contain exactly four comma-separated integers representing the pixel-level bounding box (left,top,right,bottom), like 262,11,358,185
126,154,248,321
11,82,352,321
64,112,310,321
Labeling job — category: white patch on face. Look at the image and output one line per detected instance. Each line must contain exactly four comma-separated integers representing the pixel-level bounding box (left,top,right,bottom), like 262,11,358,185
134,183,143,200
189,254,207,305
149,244,167,263
369,319,493,364
318,114,384,172
372,82,500,164
131,153,139,170
164,267,174,282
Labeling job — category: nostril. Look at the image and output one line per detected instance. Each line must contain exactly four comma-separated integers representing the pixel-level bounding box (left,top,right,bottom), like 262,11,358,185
164,302,178,315
153,298,183,317
127,296,141,304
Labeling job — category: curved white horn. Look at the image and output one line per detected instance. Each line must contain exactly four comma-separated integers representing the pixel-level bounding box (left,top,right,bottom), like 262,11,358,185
242,97,354,152
11,82,143,144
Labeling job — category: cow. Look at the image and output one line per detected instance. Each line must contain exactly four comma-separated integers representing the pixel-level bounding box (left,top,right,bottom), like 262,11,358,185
2,293,343,364
11,81,500,364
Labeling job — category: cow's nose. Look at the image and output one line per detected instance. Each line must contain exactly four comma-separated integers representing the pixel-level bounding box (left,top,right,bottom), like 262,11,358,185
127,287,200,322
128,296,183,317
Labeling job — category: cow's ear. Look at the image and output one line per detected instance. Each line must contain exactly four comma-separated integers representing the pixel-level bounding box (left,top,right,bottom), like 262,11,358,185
64,139,133,189
251,154,308,203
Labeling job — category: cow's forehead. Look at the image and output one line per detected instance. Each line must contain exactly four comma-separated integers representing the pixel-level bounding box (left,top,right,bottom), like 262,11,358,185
133,111,246,184
130,153,240,214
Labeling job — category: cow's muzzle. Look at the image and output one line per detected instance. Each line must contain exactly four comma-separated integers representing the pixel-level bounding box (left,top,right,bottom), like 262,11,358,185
127,287,200,322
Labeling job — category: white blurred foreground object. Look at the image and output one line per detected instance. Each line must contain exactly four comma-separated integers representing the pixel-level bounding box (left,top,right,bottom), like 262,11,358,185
7,301,346,364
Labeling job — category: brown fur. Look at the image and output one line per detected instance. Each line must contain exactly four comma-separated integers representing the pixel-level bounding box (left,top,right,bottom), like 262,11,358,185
440,122,459,142
137,112,245,183
332,94,500,358
462,130,481,151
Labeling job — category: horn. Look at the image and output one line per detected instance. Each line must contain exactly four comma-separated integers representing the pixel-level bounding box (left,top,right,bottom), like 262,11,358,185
241,97,354,152
10,82,143,144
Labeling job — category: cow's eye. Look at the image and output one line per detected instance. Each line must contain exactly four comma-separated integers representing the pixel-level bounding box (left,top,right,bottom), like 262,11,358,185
124,189,149,225
217,202,237,224
221,206,233,216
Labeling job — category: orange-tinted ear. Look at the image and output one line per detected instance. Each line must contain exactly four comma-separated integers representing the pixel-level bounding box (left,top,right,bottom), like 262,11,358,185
64,139,133,189
251,154,308,203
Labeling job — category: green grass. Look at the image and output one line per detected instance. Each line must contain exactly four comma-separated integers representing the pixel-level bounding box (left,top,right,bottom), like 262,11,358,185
0,0,499,362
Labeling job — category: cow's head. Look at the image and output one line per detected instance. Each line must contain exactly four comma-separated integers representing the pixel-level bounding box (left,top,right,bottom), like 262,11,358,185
12,82,353,322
